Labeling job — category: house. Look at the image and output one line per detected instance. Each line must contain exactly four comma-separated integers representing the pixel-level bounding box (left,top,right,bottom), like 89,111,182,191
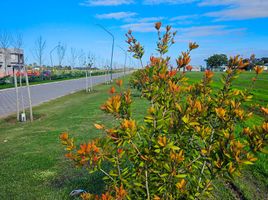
191,66,201,72
258,63,268,71
0,48,24,78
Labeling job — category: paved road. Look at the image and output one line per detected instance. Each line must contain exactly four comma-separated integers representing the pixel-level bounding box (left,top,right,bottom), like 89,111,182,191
0,73,126,118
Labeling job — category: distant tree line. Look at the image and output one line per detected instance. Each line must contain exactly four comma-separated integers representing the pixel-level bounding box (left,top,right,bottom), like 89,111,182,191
205,54,268,71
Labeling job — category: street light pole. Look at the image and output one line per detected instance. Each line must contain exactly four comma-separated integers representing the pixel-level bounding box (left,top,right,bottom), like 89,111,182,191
50,42,61,67
117,45,127,76
96,24,114,82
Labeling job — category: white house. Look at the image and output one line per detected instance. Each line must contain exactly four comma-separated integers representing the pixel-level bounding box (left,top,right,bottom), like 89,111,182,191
0,48,24,77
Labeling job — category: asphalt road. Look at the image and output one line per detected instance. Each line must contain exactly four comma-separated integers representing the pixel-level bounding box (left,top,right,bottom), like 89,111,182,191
0,73,126,118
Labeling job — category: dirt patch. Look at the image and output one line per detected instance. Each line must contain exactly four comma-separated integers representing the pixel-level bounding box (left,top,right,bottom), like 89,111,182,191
4,113,46,124
224,181,246,200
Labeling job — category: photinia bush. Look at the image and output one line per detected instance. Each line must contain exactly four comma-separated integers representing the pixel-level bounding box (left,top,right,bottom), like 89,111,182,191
60,22,268,200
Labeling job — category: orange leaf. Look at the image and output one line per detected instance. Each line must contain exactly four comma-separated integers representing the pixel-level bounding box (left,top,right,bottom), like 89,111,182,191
153,195,161,200
117,148,123,154
176,179,186,190
94,123,104,130
254,66,264,74
60,132,68,141
158,136,167,147
215,107,226,119
155,22,162,30
262,122,268,132
205,70,214,79
261,107,268,115
189,42,199,51
228,162,236,174
116,79,123,87
109,87,116,94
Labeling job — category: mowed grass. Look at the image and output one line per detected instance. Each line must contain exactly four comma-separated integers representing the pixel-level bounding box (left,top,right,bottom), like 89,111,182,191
0,72,267,200
186,72,268,200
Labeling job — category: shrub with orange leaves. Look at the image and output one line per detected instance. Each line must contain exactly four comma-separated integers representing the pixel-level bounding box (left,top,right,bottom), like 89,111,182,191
60,22,267,200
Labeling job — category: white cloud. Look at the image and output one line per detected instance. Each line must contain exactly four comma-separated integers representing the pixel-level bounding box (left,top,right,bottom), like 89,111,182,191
200,0,268,20
80,0,134,6
198,0,239,6
170,15,199,21
177,25,246,37
121,22,156,32
137,17,166,23
121,22,246,38
169,15,199,25
121,16,165,24
96,12,137,20
143,0,197,5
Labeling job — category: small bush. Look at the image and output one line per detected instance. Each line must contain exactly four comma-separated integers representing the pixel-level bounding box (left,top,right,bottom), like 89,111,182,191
60,22,267,200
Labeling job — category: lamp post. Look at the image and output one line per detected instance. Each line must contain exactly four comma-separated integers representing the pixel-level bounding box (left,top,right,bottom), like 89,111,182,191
50,42,61,67
117,45,127,76
96,24,114,82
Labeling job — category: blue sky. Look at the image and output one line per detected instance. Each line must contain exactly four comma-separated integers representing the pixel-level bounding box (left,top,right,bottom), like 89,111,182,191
0,0,268,67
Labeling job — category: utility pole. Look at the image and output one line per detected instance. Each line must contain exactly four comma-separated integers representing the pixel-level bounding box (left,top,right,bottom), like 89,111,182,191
50,42,60,67
96,24,114,82
117,45,127,77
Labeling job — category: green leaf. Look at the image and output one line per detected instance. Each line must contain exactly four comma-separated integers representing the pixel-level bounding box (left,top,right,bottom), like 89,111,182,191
160,173,169,177
164,163,170,171
242,161,254,165
189,122,200,126
170,145,180,151
175,174,187,178
182,115,189,123
154,149,161,153
134,182,145,187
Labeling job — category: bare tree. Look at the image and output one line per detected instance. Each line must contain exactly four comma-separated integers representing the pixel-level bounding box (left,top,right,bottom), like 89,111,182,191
12,33,25,114
33,36,46,68
0,31,12,75
87,51,95,69
69,47,78,69
57,43,67,67
12,33,23,50
78,49,86,68
0,31,11,48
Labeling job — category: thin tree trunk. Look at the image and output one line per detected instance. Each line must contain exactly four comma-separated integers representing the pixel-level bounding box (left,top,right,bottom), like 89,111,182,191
13,68,20,121
90,70,93,91
25,66,33,122
85,71,88,92
19,67,25,113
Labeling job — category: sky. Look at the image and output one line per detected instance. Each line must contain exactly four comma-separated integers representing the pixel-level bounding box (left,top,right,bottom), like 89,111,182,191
0,0,268,68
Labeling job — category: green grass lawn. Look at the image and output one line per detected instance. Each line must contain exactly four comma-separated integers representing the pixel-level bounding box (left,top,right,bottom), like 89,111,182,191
186,71,268,200
0,72,267,199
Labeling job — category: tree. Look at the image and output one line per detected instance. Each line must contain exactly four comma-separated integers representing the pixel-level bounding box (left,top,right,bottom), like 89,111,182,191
87,51,95,69
78,49,86,68
33,36,46,68
69,47,78,69
12,33,23,50
57,43,67,67
0,31,11,75
261,57,268,64
205,54,228,71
